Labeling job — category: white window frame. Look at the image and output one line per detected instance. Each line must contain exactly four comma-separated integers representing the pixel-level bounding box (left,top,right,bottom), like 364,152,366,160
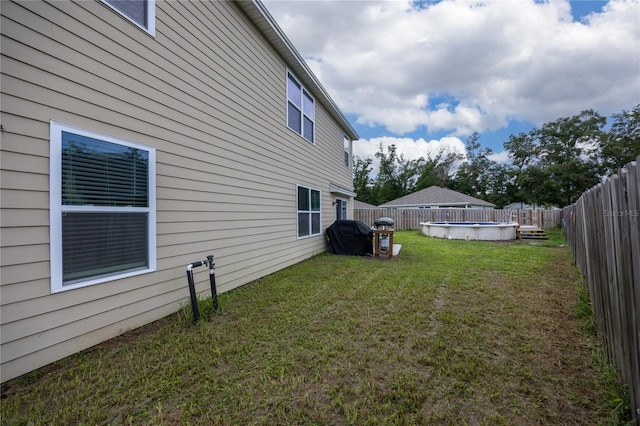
296,184,322,238
287,71,315,144
101,0,156,37
336,197,348,220
49,121,156,293
344,135,350,168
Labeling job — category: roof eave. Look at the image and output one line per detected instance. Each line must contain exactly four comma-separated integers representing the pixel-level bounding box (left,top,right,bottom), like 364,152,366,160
330,183,357,198
235,0,359,141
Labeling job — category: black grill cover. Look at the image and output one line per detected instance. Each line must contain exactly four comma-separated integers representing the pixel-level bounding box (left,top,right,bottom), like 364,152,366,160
326,220,373,256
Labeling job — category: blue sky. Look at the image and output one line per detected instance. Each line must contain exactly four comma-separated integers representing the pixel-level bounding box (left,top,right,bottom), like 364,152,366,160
264,0,639,168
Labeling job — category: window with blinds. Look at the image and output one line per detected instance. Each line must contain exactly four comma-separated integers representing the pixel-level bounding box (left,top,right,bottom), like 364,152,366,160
50,122,156,292
102,0,156,36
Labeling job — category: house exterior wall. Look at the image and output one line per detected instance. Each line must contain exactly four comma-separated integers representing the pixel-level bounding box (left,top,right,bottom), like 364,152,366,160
0,0,355,382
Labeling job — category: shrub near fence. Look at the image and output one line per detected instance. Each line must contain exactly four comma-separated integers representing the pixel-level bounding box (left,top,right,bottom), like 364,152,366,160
562,155,640,420
353,208,561,231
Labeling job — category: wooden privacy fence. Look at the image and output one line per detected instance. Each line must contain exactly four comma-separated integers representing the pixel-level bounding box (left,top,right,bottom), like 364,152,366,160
562,155,640,419
353,208,561,230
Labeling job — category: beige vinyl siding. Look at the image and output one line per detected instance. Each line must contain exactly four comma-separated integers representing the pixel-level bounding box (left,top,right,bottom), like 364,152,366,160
1,0,355,382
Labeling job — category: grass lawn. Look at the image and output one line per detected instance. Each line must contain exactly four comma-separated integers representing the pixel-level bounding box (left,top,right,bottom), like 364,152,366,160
0,229,629,425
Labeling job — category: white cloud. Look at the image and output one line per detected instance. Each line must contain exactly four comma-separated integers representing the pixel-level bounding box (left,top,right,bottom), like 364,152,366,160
489,150,511,164
353,135,466,177
264,0,640,136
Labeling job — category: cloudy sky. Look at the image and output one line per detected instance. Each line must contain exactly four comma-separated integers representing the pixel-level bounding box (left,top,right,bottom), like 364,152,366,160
263,0,640,167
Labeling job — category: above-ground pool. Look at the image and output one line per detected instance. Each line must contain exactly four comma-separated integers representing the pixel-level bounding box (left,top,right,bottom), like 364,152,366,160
420,221,519,241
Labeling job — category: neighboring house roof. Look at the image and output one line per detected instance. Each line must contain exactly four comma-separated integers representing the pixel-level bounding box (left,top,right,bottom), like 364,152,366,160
354,200,378,209
379,186,496,208
236,1,358,141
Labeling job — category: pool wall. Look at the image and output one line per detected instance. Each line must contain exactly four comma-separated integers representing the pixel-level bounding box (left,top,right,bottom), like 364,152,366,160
419,221,519,241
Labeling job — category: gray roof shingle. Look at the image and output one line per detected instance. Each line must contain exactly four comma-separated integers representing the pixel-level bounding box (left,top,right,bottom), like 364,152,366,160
354,200,378,209
379,186,495,208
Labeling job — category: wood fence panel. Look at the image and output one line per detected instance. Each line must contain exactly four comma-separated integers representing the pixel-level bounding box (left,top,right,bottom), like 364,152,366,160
562,155,640,420
353,208,561,231
604,177,625,374
614,169,634,395
625,160,640,419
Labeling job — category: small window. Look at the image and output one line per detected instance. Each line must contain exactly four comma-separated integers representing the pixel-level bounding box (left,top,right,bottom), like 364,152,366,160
297,185,321,237
50,121,156,292
287,72,315,144
336,198,347,220
103,0,156,36
344,135,350,168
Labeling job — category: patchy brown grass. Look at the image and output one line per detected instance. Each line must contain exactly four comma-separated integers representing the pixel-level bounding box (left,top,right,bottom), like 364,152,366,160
0,230,629,425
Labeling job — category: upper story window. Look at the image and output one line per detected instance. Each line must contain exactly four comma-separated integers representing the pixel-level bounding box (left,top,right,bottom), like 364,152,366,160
102,0,156,36
344,135,350,168
50,121,156,292
287,72,315,144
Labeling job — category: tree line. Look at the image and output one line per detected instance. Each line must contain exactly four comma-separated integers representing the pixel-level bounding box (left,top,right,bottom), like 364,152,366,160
354,104,640,208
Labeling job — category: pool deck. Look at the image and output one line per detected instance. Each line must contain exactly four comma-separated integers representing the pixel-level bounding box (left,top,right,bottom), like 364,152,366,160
516,226,548,240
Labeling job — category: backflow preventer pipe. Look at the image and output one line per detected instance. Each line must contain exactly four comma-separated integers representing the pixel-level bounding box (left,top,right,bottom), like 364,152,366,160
186,255,219,323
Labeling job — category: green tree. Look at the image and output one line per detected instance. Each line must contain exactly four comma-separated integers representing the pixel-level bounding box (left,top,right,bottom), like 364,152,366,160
484,162,516,208
354,144,465,206
415,148,463,190
504,109,606,207
600,104,640,175
373,143,400,204
515,165,559,207
452,132,495,198
396,154,424,197
353,156,375,204
504,132,541,206
368,143,426,204
504,132,539,172
537,109,605,206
